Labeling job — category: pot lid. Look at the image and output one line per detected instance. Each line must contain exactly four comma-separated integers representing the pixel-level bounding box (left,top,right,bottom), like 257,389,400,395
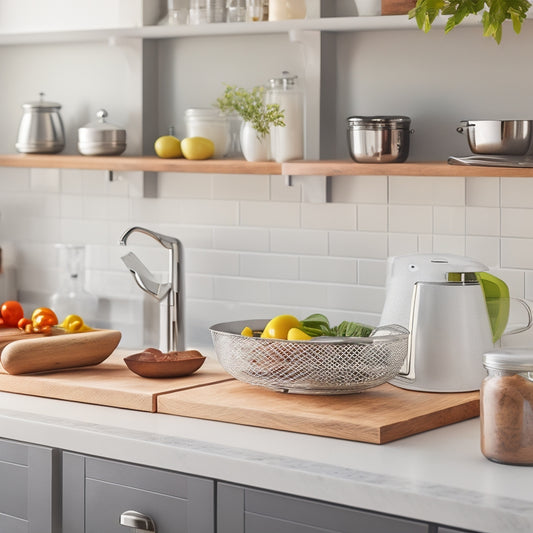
78,109,126,143
483,348,533,371
22,92,61,110
347,116,411,129
80,109,125,132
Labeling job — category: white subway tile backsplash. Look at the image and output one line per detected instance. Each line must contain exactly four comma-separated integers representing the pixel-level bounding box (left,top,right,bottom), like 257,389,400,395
502,178,533,208
502,238,533,269
240,252,299,280
388,205,432,233
213,174,270,200
465,236,500,267
329,231,387,259
30,168,60,193
501,208,533,238
213,276,271,303
327,284,385,313
187,249,239,276
214,227,269,252
301,203,356,230
466,206,500,236
158,172,212,199
357,204,387,232
389,176,465,206
270,280,329,308
388,233,418,257
433,206,465,235
432,234,466,256
0,167,30,191
272,229,328,255
270,175,301,202
466,177,500,207
300,256,357,284
330,175,387,204
5,170,533,350
240,200,299,228
186,273,215,299
358,259,387,286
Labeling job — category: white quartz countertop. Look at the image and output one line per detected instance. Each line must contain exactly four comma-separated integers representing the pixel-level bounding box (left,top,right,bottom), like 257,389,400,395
0,379,531,533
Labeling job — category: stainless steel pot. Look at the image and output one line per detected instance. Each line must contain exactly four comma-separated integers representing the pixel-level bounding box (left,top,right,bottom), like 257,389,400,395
457,120,533,155
78,109,126,156
15,92,65,154
347,116,413,163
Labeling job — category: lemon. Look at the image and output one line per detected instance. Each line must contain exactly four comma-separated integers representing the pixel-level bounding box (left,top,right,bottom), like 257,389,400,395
154,135,182,158
261,314,301,340
241,326,253,337
181,137,215,160
287,328,312,341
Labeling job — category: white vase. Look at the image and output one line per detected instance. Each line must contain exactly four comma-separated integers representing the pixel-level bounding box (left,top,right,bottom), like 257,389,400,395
240,121,271,162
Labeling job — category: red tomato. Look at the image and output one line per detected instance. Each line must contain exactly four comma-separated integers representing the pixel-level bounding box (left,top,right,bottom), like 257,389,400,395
1,301,25,328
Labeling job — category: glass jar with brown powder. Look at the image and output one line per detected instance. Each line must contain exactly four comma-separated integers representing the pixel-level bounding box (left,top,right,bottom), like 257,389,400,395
481,349,533,465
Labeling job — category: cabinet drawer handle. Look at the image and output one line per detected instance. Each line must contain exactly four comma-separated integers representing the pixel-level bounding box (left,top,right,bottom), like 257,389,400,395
119,510,157,532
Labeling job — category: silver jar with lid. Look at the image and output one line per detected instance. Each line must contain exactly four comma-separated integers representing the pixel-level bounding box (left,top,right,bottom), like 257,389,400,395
347,115,413,163
481,348,533,465
78,109,126,156
16,92,65,154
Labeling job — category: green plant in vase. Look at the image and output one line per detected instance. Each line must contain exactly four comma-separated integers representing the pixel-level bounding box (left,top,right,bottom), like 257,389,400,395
215,84,285,162
409,0,531,43
216,84,285,138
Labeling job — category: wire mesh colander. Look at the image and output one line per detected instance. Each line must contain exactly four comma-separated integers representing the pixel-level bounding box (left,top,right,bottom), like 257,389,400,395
210,320,409,394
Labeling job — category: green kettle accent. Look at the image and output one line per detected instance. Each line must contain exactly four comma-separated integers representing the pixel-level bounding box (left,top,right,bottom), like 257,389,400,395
475,272,510,343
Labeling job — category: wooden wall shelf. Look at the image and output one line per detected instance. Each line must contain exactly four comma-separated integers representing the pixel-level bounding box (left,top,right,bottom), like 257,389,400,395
1,154,533,178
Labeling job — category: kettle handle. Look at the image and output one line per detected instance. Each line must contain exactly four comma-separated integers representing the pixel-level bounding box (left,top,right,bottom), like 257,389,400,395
502,297,533,337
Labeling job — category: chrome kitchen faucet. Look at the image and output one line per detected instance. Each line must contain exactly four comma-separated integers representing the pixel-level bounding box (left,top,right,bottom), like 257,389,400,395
119,226,184,353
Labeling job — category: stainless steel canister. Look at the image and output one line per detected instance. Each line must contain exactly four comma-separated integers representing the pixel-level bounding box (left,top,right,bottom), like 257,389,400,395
16,92,65,154
347,115,413,163
78,109,126,156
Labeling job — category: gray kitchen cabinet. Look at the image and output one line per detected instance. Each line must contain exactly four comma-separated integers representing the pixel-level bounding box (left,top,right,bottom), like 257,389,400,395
62,452,214,533
217,482,431,533
0,437,59,533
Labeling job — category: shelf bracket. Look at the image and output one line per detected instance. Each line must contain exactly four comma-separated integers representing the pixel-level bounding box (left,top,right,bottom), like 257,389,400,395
283,174,329,203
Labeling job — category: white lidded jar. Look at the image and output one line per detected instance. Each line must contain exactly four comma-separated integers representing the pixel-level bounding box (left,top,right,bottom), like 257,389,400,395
268,0,306,20
184,108,230,158
267,71,304,162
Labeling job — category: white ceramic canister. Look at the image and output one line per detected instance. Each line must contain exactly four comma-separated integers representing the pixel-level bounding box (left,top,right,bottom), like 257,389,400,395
184,108,230,158
267,71,304,162
268,0,306,20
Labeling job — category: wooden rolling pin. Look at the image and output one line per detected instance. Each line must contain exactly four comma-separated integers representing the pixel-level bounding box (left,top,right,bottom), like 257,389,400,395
0,329,121,375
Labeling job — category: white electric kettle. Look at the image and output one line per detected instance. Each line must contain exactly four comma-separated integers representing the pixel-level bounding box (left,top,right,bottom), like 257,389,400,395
380,253,532,392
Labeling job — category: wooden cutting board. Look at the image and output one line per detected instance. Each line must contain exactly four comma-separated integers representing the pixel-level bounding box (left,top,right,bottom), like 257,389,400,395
157,380,480,444
0,352,233,412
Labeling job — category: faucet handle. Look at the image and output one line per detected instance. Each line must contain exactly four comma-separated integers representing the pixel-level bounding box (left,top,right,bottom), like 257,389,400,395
121,252,171,301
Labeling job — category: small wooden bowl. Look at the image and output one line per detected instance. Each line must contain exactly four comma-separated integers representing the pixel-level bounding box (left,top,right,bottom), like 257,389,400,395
124,349,206,378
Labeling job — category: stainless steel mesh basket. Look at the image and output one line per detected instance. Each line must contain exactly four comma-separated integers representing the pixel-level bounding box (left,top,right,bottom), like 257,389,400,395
210,319,409,394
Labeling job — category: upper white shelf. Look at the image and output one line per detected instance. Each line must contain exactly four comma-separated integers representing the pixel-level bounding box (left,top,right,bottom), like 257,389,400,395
0,14,492,45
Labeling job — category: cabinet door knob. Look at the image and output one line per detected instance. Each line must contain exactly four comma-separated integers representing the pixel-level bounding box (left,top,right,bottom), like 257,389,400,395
119,510,157,532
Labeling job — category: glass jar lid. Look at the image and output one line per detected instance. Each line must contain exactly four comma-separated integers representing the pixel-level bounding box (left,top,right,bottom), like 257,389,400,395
483,348,533,372
269,70,298,90
347,116,411,130
185,108,227,120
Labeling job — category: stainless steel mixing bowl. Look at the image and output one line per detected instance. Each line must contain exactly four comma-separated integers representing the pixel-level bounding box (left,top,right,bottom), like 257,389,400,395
457,120,533,155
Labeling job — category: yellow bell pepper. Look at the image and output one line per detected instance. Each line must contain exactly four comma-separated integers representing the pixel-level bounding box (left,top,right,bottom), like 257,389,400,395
59,314,94,333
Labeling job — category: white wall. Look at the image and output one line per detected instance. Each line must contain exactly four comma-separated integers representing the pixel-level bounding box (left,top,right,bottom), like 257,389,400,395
2,15,533,351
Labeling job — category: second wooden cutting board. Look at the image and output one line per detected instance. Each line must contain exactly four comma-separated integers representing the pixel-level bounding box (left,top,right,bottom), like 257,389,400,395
157,380,480,444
